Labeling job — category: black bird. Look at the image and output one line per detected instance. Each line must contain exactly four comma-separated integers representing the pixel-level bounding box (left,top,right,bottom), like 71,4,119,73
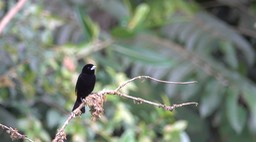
72,64,96,113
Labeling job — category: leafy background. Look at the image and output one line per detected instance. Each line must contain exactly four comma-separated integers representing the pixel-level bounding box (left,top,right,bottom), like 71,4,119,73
0,0,256,142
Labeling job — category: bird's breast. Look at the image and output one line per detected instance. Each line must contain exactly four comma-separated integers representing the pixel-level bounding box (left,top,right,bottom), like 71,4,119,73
75,74,96,97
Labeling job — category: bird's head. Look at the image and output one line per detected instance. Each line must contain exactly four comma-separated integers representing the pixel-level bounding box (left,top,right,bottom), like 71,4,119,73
82,64,96,74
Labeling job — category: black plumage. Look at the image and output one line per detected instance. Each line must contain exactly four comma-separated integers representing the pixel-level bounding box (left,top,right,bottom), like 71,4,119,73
72,64,96,113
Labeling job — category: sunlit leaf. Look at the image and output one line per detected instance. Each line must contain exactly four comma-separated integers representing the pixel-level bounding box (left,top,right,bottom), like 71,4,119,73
111,27,135,38
128,3,150,30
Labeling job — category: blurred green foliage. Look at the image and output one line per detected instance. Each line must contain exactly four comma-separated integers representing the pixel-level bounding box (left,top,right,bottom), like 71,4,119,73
1,0,256,142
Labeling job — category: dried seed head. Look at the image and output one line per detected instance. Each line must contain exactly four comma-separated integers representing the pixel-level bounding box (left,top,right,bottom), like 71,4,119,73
85,93,106,121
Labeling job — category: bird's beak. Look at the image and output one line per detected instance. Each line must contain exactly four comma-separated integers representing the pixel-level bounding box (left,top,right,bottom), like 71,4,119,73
91,65,96,70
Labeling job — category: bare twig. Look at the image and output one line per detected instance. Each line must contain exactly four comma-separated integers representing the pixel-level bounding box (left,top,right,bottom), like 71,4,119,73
0,123,34,142
53,93,106,142
0,0,27,34
52,113,75,142
115,91,198,111
115,75,197,92
52,76,198,141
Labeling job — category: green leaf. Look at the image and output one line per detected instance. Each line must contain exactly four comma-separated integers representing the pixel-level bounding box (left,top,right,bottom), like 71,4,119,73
220,41,238,69
111,27,135,38
199,79,223,117
174,0,196,15
242,84,256,133
18,118,51,141
128,3,150,31
76,7,99,43
180,82,200,101
145,0,176,27
170,121,188,131
113,44,173,65
166,63,193,97
226,87,246,133
113,103,135,126
120,129,136,142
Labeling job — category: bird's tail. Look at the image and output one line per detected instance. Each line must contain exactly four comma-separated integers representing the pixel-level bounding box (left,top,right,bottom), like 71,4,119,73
72,97,85,113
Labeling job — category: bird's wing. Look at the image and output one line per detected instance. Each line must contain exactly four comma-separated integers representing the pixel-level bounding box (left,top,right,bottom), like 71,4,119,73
75,75,81,94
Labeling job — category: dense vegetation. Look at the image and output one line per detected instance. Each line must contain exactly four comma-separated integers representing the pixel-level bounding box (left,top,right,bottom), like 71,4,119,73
1,0,256,141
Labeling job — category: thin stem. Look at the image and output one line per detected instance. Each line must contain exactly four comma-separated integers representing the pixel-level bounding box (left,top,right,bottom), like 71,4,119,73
115,75,197,91
115,91,198,111
0,0,27,34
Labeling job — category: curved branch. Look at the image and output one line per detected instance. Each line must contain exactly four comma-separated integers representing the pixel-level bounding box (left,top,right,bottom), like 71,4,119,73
52,76,198,142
